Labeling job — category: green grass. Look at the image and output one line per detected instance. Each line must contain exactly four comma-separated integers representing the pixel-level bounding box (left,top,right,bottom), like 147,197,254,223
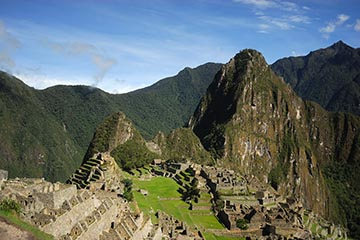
311,223,318,233
0,210,54,240
203,232,246,240
133,176,225,234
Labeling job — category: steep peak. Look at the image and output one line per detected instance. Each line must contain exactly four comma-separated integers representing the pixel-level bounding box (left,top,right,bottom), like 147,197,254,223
214,48,271,92
226,49,268,74
234,49,266,63
83,111,142,161
190,48,285,158
330,40,353,50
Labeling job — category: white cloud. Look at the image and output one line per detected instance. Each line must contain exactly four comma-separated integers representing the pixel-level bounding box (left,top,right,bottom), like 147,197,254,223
288,15,310,24
259,23,270,29
91,54,117,86
319,14,350,38
233,0,277,9
336,14,350,25
43,39,117,87
234,0,303,12
355,19,360,32
258,15,294,30
320,23,335,33
15,72,89,90
280,1,298,12
0,20,21,71
234,0,310,32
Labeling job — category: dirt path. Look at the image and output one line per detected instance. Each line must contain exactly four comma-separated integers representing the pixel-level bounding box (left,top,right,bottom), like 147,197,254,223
0,216,36,240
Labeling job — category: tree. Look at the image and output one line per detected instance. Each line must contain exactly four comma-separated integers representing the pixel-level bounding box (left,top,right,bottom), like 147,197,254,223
236,218,249,230
122,179,134,202
0,199,22,214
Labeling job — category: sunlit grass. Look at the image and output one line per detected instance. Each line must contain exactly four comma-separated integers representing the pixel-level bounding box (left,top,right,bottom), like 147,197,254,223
132,176,224,233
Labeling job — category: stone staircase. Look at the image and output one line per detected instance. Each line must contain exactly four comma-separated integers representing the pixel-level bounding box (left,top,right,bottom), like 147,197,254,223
67,156,105,189
34,188,132,240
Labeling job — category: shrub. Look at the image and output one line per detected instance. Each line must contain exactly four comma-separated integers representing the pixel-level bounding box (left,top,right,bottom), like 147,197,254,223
122,179,134,202
0,199,22,214
236,218,249,230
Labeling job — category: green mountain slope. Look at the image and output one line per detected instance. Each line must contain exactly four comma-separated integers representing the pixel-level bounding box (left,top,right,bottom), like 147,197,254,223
190,49,360,238
115,63,222,139
0,63,221,181
67,112,211,189
0,72,82,182
38,62,221,150
271,41,360,115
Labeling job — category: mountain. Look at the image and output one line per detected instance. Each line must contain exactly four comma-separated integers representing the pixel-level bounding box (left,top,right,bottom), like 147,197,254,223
271,41,360,115
67,112,211,189
0,62,221,181
151,127,214,165
67,112,154,189
190,49,360,238
0,72,82,182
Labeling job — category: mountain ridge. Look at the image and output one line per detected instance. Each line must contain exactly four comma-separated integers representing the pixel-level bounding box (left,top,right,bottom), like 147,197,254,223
190,49,360,237
0,62,221,181
271,40,360,115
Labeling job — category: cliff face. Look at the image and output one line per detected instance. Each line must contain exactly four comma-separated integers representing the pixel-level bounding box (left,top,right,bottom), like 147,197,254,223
190,49,360,219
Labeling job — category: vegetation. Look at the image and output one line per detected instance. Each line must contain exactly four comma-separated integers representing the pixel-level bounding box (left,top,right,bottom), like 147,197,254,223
86,112,121,155
111,139,159,171
271,41,360,116
0,210,54,240
0,63,221,182
0,198,53,239
154,128,214,165
268,165,286,191
132,176,224,231
0,72,82,182
324,160,360,239
202,234,245,240
122,179,134,202
236,218,249,230
0,199,22,214
181,176,200,203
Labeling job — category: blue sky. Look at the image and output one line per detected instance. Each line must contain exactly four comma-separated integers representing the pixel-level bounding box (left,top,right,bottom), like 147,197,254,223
0,0,359,93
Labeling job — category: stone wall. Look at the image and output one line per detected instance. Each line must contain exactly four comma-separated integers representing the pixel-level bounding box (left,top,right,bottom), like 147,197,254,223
0,169,8,181
42,194,101,238
53,185,77,209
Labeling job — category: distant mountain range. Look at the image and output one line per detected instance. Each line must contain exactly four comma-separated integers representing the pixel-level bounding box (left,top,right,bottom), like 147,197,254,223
272,41,360,115
1,41,359,183
0,63,221,181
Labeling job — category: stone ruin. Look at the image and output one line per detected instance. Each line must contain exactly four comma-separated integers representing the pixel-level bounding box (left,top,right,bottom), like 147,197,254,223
0,176,167,240
0,169,8,182
156,211,203,240
200,166,248,195
67,153,123,193
0,161,211,240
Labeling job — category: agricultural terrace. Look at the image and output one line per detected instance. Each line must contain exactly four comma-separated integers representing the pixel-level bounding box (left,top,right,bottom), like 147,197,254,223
129,167,236,239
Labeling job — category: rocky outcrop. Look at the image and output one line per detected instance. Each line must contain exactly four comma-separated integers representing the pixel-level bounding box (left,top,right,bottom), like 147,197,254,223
190,49,360,221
